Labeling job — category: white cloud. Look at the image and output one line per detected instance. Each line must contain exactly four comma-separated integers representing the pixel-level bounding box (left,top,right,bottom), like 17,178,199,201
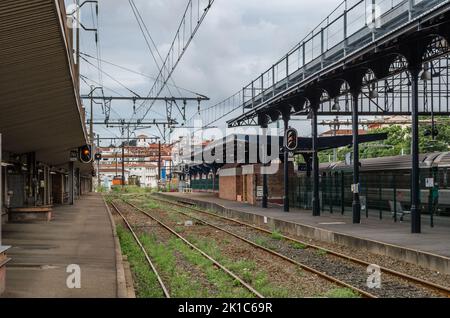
77,0,343,139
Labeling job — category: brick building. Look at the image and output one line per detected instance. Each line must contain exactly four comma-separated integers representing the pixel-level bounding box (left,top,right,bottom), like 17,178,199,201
97,134,172,188
218,161,295,205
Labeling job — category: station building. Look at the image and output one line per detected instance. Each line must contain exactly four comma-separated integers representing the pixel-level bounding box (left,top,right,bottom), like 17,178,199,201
188,161,295,206
182,133,387,207
0,0,93,294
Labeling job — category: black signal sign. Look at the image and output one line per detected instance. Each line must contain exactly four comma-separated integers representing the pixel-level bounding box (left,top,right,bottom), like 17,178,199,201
94,153,102,161
285,128,298,151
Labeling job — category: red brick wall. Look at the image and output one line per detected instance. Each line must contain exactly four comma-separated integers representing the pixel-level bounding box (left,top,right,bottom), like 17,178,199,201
219,176,238,201
218,162,295,205
245,162,295,205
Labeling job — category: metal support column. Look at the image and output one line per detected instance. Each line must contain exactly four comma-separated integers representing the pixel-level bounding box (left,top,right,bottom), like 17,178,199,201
211,167,216,192
261,124,268,209
68,161,74,205
90,86,94,144
76,168,81,197
97,135,101,189
121,143,125,188
283,116,290,212
312,107,320,216
410,65,421,233
158,141,162,183
352,91,361,224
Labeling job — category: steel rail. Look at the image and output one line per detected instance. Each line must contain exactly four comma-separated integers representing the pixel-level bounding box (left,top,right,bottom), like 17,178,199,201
152,195,450,298
110,201,171,298
143,196,377,298
120,200,264,298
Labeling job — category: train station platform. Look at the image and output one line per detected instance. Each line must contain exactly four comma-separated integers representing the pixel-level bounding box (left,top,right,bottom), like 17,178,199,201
0,193,122,298
160,192,450,274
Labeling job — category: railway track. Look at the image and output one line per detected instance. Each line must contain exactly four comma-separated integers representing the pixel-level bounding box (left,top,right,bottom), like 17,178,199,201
122,196,377,298
110,201,170,298
109,200,264,298
148,195,450,298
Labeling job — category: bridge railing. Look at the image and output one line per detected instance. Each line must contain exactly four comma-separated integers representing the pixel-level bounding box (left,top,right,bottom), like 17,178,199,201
242,0,445,111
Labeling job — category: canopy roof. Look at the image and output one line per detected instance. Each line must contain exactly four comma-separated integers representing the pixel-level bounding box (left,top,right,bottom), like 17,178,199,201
0,0,88,167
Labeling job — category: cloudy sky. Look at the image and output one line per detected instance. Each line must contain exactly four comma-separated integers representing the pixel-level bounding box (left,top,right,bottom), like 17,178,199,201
75,0,342,143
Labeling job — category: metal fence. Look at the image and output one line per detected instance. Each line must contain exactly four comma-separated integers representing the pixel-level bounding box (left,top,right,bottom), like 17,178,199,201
242,0,447,111
290,169,449,225
190,177,219,192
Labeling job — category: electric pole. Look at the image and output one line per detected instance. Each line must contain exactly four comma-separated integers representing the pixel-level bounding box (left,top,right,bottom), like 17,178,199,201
158,141,162,188
121,141,125,188
115,152,118,177
97,134,101,188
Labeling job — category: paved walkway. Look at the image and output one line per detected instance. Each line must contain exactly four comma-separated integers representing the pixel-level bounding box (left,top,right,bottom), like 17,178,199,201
163,192,450,258
1,193,117,298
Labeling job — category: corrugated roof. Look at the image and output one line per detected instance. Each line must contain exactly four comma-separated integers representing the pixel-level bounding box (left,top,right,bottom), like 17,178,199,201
0,0,88,167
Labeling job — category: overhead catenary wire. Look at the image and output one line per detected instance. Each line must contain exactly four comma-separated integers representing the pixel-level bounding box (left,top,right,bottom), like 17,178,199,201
81,1,214,142
127,0,183,141
127,0,187,139
128,0,183,100
79,51,206,97
81,56,142,97
132,0,215,122
81,74,167,129
80,74,124,97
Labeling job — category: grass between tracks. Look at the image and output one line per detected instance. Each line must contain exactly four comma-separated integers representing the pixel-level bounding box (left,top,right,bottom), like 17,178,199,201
117,193,360,298
187,236,295,298
117,224,254,298
139,234,254,298
117,225,165,298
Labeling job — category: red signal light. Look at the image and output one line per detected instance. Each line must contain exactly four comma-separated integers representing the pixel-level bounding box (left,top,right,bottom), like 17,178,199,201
79,145,93,163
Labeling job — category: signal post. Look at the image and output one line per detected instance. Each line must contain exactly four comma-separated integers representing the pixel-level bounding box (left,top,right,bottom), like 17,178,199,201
283,125,298,213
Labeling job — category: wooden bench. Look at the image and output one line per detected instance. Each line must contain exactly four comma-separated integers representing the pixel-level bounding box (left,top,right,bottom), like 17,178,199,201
0,246,11,295
388,201,411,221
8,206,53,222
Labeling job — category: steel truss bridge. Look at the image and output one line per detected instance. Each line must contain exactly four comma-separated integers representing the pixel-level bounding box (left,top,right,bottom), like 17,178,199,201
224,0,450,233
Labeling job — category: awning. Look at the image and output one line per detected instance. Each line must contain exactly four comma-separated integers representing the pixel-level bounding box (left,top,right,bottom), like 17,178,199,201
0,0,88,167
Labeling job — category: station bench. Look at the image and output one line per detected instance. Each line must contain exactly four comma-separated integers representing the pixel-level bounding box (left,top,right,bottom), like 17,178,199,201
0,246,11,295
389,201,411,221
8,206,53,222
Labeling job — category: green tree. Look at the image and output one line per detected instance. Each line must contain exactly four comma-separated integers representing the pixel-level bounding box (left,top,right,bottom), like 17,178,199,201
318,116,450,163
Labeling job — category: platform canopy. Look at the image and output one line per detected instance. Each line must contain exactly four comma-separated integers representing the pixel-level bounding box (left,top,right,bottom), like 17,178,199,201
0,0,88,167
180,133,387,172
